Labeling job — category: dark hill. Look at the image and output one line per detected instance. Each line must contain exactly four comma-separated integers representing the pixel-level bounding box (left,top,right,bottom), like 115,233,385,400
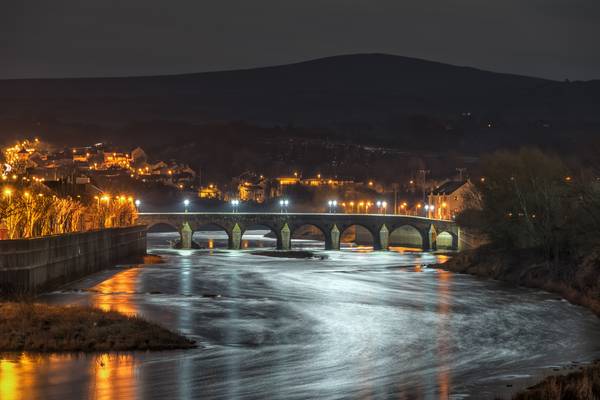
0,53,599,155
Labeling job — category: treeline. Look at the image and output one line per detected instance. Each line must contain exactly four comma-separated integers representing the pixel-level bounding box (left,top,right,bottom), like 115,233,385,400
457,148,600,262
0,186,137,239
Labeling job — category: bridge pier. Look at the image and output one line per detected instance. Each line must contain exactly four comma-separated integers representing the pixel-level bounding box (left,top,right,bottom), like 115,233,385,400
229,224,242,250
375,224,389,251
423,224,437,251
278,223,291,250
180,222,193,249
325,225,341,250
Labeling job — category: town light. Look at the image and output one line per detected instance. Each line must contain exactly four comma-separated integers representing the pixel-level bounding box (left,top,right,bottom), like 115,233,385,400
135,199,141,208
279,199,289,213
231,199,240,213
183,199,190,212
328,200,338,213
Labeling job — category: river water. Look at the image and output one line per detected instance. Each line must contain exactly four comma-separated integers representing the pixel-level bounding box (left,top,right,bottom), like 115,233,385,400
1,231,600,400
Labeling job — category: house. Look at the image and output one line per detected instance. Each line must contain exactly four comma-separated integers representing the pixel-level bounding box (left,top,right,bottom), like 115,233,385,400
427,180,473,220
199,184,222,199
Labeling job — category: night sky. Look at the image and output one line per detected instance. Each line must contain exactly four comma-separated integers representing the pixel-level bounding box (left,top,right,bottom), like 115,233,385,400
2,0,599,80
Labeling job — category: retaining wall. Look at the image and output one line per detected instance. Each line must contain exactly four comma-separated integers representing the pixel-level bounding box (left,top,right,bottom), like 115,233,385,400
0,225,146,294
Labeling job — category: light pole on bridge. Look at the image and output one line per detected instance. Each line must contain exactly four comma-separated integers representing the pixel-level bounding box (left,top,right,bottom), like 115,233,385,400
327,200,338,213
279,199,289,213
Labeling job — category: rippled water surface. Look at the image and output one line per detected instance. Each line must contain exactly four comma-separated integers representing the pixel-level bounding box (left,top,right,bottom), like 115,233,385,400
2,231,600,400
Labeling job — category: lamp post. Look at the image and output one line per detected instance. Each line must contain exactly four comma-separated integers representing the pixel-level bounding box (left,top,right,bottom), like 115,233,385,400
183,199,190,213
381,201,388,215
424,204,434,218
279,199,289,213
134,199,141,211
231,199,240,213
376,200,382,214
328,200,337,213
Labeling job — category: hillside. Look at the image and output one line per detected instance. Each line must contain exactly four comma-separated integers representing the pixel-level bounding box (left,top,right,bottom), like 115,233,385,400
1,53,599,171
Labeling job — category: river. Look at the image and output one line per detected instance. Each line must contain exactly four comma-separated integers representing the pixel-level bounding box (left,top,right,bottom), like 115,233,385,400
1,231,599,400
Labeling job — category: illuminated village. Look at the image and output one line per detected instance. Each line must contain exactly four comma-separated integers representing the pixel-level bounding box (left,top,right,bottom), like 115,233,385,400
1,137,472,223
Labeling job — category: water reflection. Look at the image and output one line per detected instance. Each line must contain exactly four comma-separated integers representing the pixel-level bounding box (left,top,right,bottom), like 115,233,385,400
92,267,141,315
436,269,452,399
0,353,138,400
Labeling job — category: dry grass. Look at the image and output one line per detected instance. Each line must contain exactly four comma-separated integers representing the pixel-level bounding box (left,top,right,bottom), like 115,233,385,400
0,302,196,352
512,362,600,400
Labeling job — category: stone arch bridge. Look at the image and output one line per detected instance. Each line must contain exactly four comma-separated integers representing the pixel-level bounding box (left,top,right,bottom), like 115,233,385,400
137,212,459,251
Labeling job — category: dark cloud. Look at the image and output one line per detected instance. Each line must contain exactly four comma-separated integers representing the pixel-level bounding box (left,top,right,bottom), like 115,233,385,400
1,0,599,80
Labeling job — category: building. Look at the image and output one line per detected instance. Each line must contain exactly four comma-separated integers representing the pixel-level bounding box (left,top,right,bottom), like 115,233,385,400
103,152,131,169
236,172,276,203
427,180,473,220
198,184,222,199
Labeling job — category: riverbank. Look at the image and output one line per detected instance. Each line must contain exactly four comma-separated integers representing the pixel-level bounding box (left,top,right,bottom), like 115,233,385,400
440,246,600,317
511,361,600,399
0,302,195,352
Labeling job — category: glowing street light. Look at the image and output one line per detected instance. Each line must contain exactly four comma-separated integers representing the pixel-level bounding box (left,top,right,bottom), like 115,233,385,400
327,200,338,213
279,199,289,213
381,201,388,214
135,199,141,210
231,199,240,213
183,199,190,213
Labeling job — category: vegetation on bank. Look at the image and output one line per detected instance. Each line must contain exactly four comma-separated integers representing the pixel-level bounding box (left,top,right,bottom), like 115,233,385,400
458,148,600,262
450,149,600,315
0,184,137,239
510,361,600,400
0,302,195,352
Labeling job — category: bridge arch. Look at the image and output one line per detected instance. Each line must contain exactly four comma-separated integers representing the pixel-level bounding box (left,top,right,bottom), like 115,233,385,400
389,224,426,250
291,223,327,249
436,230,458,250
192,223,231,249
146,221,180,233
341,224,377,250
241,224,280,249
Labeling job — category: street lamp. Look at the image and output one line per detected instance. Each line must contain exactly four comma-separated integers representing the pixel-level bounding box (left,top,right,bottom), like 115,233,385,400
279,199,289,213
376,200,382,214
381,201,388,214
183,199,190,213
327,200,338,213
134,199,141,211
231,199,240,213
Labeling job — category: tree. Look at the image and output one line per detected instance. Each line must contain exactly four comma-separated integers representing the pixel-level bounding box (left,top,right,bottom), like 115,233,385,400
457,148,573,261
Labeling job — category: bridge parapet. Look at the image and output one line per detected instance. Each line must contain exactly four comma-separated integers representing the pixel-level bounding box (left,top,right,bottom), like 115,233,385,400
136,213,459,251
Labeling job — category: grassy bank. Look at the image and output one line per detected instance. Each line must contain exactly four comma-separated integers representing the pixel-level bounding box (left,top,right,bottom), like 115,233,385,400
0,302,196,352
510,361,600,399
442,246,600,317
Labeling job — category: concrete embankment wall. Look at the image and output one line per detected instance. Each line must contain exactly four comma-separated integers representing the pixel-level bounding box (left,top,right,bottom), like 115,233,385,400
0,226,146,294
